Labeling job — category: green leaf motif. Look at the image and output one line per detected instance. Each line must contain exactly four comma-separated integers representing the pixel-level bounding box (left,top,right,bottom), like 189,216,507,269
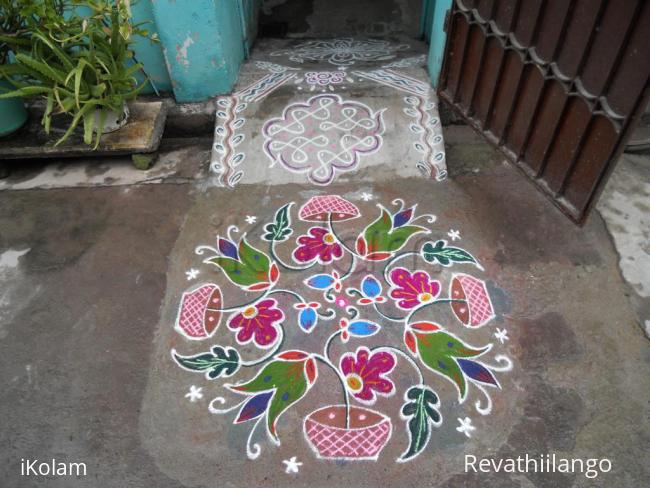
238,238,271,273
415,331,488,401
230,358,310,441
207,237,273,289
399,386,441,462
385,225,428,253
207,256,264,288
263,203,294,242
173,346,240,380
363,209,393,253
363,209,427,255
421,240,480,268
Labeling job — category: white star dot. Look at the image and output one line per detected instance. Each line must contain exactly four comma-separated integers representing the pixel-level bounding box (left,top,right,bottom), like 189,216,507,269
185,385,203,403
245,215,257,224
185,268,200,281
282,456,302,474
360,192,374,202
457,417,475,438
448,229,461,241
495,328,509,344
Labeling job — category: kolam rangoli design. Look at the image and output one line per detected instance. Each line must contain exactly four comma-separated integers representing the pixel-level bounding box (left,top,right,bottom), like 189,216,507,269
171,195,512,463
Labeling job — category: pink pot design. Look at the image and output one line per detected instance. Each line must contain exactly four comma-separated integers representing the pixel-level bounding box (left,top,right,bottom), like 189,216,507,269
449,273,495,327
299,195,360,222
304,405,392,460
175,284,223,340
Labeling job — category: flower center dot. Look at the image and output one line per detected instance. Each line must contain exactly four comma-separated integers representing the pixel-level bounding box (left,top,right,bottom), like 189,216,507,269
418,293,433,303
345,374,363,393
323,233,336,245
242,306,258,319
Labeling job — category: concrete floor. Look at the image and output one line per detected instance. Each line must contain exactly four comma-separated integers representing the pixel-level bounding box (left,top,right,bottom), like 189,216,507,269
597,153,650,338
1,39,649,488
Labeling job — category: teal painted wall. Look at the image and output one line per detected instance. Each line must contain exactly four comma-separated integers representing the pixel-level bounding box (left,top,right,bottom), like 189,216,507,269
427,0,453,88
130,1,172,94
151,0,246,102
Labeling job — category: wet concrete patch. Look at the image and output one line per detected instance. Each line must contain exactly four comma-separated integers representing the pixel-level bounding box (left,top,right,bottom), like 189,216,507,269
0,190,111,273
506,381,585,453
84,163,112,178
517,313,582,370
0,184,194,487
459,163,605,271
0,138,210,191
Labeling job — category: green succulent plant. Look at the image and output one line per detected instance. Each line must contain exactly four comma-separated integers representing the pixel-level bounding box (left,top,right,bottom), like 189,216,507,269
0,0,154,148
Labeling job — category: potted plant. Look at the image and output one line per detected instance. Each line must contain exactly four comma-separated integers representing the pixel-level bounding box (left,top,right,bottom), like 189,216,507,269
0,0,151,148
0,0,31,137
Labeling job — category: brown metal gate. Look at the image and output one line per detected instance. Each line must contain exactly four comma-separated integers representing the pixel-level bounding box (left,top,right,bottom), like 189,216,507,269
438,0,650,223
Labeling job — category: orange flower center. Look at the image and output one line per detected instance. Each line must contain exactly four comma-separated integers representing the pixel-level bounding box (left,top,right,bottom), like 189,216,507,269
323,233,336,245
418,292,433,303
345,374,363,393
242,306,258,319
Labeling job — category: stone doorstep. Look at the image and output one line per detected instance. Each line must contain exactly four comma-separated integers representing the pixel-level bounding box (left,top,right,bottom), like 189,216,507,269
160,95,467,138
18,88,466,141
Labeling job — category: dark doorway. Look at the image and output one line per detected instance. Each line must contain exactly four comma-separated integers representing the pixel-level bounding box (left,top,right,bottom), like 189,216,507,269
259,0,423,39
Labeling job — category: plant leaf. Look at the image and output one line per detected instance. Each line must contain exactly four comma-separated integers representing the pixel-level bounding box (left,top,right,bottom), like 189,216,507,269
172,346,240,379
421,240,480,268
82,110,95,145
93,106,107,149
399,386,441,462
15,53,66,85
55,102,95,147
32,31,74,72
0,86,51,98
73,61,86,109
263,203,294,242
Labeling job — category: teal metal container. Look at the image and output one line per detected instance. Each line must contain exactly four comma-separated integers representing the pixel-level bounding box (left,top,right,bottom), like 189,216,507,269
0,79,28,137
